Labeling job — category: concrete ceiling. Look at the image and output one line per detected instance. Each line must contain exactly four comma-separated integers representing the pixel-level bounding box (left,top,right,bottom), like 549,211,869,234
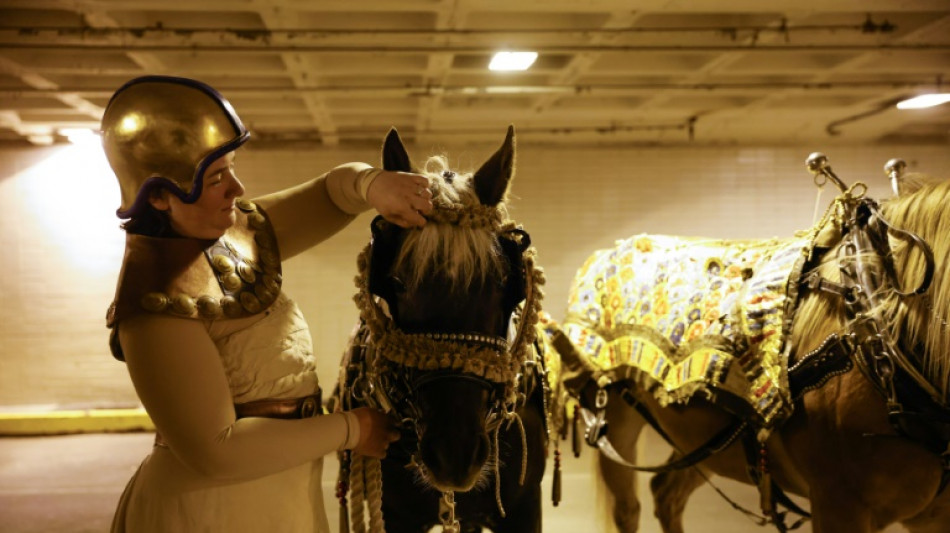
1,0,949,147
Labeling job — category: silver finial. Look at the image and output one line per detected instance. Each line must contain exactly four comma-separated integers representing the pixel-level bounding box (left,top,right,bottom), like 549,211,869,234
884,158,907,196
805,152,847,192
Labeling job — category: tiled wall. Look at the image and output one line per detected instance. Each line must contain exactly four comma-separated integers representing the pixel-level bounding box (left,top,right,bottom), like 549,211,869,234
1,140,947,408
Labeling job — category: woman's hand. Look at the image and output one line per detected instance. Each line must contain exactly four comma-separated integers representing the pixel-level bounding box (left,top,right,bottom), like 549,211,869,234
350,407,401,458
366,171,433,228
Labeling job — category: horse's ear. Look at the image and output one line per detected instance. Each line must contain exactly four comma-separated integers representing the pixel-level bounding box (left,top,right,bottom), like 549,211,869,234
473,125,515,206
382,128,413,172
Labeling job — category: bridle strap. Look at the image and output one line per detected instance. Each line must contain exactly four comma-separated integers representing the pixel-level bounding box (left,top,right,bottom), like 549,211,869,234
411,370,496,392
866,203,934,297
838,201,943,404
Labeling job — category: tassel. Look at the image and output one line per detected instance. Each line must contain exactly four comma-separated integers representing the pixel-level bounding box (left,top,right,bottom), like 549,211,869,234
558,404,569,440
758,444,774,519
340,504,350,533
552,445,562,507
571,404,582,458
337,451,351,533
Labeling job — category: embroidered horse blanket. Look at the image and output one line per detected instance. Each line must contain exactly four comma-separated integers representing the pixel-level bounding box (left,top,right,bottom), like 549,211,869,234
562,234,809,427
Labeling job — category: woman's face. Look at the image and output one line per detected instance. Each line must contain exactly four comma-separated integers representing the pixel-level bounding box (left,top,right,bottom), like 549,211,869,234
150,151,245,240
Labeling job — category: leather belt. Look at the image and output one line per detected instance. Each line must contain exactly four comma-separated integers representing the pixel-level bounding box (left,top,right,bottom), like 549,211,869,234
154,390,323,448
235,390,324,420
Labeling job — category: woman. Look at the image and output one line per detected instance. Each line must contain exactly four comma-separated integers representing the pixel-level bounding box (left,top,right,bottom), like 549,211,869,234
101,76,432,532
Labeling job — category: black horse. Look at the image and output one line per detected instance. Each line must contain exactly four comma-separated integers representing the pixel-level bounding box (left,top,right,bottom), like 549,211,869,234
335,126,555,533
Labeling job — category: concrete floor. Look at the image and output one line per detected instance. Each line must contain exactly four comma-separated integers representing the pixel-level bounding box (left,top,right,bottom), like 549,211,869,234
0,430,909,533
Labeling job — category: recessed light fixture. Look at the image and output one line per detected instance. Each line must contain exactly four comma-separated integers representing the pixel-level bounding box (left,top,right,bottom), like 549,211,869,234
895,93,950,109
489,51,538,72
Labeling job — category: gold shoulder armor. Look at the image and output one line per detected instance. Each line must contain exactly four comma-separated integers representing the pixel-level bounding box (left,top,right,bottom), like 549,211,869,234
107,200,283,331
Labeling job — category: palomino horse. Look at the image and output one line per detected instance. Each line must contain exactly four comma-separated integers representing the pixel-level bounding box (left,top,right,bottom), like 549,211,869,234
553,155,950,532
335,127,563,533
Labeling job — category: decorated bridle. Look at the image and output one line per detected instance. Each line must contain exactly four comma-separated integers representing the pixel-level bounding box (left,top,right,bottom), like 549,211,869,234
341,192,545,531
796,154,948,448
353,203,544,421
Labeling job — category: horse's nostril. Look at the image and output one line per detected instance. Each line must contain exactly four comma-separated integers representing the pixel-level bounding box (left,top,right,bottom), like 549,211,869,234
419,430,490,491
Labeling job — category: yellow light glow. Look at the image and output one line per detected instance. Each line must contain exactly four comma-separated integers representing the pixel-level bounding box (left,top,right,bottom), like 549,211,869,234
489,51,538,72
118,113,143,135
13,144,125,275
59,128,100,146
896,93,950,110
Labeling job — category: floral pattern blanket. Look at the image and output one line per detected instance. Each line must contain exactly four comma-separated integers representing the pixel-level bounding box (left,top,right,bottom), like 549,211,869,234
562,234,809,426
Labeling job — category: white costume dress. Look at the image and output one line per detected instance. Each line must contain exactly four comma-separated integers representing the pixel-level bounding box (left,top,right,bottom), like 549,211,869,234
109,166,378,532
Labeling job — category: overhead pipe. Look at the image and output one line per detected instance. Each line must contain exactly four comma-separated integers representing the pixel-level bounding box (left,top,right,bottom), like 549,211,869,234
0,80,933,98
1,43,945,53
0,80,937,99
0,17,897,39
825,96,907,136
249,120,693,142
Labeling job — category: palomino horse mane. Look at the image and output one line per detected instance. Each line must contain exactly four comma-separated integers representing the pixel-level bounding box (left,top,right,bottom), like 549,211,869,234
789,174,950,402
392,155,510,295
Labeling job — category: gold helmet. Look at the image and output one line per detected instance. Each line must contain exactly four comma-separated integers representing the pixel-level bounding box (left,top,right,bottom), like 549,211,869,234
101,76,250,218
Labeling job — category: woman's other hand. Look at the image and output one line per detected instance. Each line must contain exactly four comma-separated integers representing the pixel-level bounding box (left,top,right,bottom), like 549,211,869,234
366,171,433,228
349,407,401,458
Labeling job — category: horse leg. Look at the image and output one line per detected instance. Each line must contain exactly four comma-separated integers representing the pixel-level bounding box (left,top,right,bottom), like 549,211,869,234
809,491,876,533
648,459,705,533
595,391,648,532
597,452,641,532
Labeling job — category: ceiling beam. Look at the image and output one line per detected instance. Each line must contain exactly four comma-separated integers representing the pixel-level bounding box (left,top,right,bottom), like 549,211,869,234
18,0,950,14
530,11,643,115
257,2,339,146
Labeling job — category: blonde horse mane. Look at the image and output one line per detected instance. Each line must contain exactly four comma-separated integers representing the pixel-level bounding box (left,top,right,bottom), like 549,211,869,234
790,173,950,402
392,155,508,295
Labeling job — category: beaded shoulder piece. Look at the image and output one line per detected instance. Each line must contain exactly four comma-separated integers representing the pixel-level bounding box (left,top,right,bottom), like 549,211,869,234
107,199,282,359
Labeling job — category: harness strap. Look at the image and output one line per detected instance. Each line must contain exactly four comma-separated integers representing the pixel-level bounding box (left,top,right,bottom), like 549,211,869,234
866,205,934,297
787,333,855,400
844,208,942,404
578,402,749,473
799,271,851,300
740,431,811,532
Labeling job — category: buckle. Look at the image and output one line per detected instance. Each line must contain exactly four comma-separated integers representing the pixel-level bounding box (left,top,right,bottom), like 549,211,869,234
300,396,318,418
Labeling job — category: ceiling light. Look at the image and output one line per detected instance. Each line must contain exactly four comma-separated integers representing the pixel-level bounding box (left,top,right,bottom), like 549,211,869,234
895,93,950,109
489,51,538,72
